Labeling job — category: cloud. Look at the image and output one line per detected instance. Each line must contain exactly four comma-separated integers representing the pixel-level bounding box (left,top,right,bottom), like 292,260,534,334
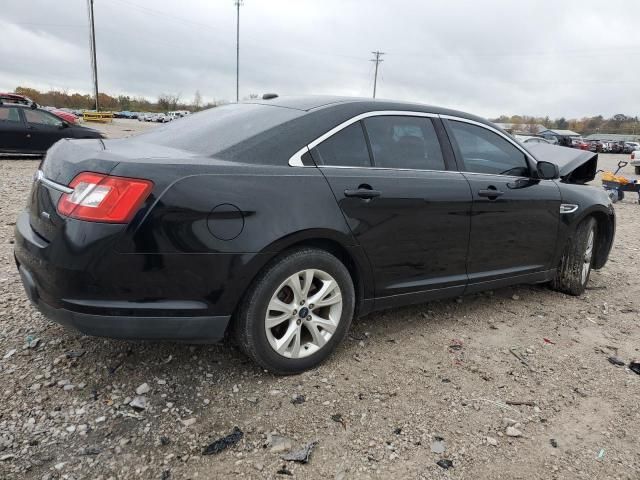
1,0,638,118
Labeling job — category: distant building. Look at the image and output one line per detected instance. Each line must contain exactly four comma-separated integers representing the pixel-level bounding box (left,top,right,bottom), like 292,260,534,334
495,123,547,134
584,133,640,142
538,129,581,139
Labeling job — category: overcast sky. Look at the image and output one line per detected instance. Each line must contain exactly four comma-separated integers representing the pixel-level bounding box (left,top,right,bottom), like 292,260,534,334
1,0,638,118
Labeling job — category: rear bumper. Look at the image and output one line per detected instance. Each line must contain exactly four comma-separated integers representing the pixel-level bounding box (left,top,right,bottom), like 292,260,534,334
18,262,230,342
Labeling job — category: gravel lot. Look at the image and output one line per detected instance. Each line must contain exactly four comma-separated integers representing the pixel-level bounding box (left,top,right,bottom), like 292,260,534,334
1,120,639,479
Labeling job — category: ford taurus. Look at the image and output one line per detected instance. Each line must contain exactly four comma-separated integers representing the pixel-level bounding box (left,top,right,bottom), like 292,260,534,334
14,96,615,374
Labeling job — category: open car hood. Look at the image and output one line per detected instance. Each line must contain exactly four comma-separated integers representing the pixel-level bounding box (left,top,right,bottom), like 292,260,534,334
526,144,598,184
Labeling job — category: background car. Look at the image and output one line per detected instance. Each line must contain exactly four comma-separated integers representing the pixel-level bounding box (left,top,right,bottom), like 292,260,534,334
623,141,639,154
0,102,102,154
516,135,553,145
631,150,640,174
13,96,615,374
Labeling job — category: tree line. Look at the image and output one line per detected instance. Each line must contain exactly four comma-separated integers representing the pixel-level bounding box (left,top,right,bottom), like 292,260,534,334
12,86,217,113
492,113,640,136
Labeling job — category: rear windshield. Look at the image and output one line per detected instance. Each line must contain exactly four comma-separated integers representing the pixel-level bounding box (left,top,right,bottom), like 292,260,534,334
134,103,303,155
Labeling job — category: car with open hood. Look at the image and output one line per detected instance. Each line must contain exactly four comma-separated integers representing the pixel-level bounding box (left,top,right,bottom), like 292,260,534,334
14,96,615,374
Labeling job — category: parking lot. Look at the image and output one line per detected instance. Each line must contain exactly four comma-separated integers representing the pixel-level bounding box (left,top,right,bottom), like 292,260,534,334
0,120,639,479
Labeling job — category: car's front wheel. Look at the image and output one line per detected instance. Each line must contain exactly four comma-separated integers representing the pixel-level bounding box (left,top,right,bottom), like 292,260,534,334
234,248,355,374
551,217,597,296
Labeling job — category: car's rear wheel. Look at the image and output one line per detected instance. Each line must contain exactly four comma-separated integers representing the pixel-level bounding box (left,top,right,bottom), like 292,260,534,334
234,248,355,374
551,217,597,296
635,166,640,175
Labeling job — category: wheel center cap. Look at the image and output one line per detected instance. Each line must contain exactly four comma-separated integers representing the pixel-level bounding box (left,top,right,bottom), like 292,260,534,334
299,307,309,318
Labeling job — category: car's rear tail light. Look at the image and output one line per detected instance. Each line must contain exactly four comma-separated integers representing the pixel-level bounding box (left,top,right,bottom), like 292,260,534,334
57,172,153,223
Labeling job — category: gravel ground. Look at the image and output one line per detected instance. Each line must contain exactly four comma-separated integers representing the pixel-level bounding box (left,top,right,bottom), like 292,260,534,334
0,123,639,479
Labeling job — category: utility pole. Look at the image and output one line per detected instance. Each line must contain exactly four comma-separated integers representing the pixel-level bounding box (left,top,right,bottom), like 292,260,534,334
370,51,385,99
235,0,243,102
87,0,99,111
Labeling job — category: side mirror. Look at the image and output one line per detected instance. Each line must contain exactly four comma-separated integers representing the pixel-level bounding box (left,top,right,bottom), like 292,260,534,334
60,121,69,129
537,161,559,180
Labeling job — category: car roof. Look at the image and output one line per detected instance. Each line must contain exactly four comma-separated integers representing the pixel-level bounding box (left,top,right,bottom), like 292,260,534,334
244,95,492,125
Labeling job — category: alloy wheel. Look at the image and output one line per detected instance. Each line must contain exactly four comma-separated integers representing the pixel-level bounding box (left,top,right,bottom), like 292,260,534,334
265,269,343,359
582,228,594,284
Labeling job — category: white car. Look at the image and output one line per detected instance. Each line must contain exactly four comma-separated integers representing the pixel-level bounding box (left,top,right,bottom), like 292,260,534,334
631,150,640,174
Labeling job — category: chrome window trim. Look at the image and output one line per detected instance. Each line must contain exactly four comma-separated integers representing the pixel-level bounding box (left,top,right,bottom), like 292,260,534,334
317,165,465,174
35,170,74,194
288,110,439,167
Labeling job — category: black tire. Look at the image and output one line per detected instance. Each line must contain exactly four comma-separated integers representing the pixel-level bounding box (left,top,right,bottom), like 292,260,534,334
551,217,597,296
234,248,355,375
635,166,640,175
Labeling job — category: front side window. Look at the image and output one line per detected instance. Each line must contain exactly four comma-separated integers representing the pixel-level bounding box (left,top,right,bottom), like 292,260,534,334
312,122,371,167
24,109,63,127
363,116,445,170
0,107,21,123
449,121,530,176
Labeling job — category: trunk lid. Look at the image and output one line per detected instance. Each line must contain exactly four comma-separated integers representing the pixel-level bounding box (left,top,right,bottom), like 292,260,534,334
526,143,598,184
31,138,202,241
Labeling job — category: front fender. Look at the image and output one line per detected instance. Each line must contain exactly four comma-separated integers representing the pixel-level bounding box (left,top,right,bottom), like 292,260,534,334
555,183,615,270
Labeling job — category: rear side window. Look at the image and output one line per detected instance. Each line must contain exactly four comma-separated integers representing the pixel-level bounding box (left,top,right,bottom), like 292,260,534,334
363,116,445,170
448,121,529,176
134,103,302,156
312,122,371,167
0,107,21,123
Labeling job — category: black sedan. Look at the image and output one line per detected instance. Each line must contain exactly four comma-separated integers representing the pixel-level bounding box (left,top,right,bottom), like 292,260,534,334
0,103,102,154
14,96,615,374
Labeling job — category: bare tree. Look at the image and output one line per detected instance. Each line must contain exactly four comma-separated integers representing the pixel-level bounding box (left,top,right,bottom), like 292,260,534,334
193,90,202,110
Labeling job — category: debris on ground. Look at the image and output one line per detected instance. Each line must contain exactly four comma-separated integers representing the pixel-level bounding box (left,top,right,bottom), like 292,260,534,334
607,356,625,366
597,448,606,461
276,465,293,476
202,427,244,455
550,439,559,448
281,440,318,463
268,434,293,453
629,360,640,375
129,396,147,411
291,394,306,405
331,413,346,429
430,437,446,454
543,338,556,345
135,382,150,395
506,426,523,437
448,339,463,351
436,459,454,469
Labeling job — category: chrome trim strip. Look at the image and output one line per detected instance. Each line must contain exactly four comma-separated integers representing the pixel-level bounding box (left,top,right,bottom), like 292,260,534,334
35,170,74,194
560,203,579,214
317,165,463,174
288,110,439,167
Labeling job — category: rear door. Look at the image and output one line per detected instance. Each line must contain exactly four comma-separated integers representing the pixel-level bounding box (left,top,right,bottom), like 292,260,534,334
22,109,66,152
444,118,561,291
312,114,472,306
0,106,28,152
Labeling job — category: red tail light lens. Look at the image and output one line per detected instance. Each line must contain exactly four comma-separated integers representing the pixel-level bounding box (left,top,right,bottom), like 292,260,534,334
57,172,153,223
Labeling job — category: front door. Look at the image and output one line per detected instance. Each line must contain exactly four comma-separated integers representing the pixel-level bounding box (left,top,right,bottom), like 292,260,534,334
311,115,472,306
445,119,561,291
0,106,28,152
22,108,66,152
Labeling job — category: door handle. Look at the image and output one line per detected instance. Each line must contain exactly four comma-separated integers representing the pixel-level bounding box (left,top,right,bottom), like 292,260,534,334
478,188,504,198
344,188,381,199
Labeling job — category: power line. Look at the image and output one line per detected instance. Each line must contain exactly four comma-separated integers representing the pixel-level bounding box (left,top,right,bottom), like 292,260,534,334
370,51,384,99
235,0,243,102
87,0,99,111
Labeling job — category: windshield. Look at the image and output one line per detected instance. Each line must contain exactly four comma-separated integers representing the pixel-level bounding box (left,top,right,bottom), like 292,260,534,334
135,103,303,156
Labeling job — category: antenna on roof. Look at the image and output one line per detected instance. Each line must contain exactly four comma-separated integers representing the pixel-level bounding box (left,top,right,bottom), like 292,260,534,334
262,93,278,100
